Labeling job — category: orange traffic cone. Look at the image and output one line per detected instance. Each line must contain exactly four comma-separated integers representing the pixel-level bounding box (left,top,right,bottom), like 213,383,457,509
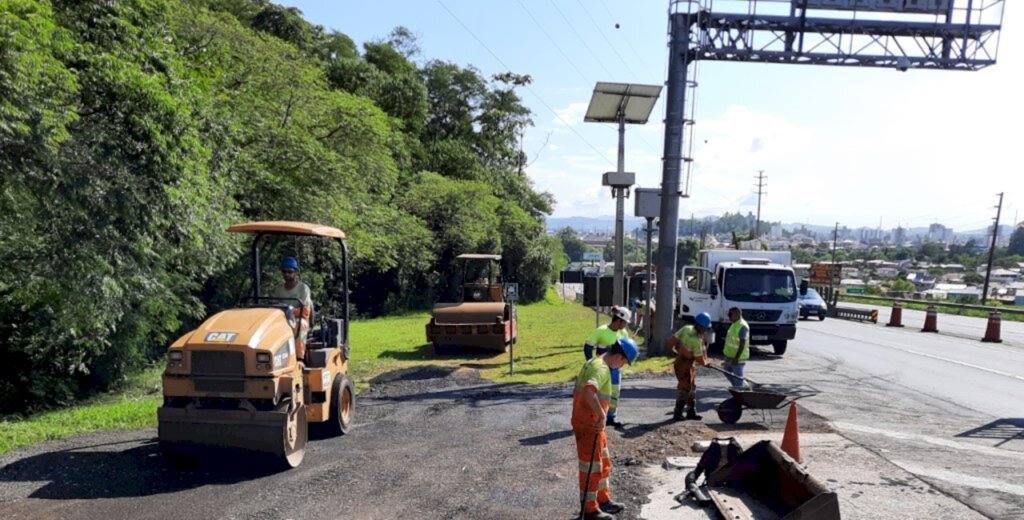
781,401,801,464
982,311,1002,343
921,304,939,333
886,301,904,328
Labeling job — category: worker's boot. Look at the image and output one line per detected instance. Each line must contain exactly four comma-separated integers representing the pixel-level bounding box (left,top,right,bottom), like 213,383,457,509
583,509,615,520
672,400,685,421
599,499,626,514
685,407,702,421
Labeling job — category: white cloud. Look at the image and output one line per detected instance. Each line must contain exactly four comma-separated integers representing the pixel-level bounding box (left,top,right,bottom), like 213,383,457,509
552,102,589,126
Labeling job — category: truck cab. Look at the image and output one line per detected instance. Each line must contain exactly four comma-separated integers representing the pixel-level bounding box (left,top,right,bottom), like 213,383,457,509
677,250,801,355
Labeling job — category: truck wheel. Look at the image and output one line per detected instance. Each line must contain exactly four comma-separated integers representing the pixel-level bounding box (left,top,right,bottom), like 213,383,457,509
772,340,788,356
717,398,742,424
818,315,825,321
325,375,354,436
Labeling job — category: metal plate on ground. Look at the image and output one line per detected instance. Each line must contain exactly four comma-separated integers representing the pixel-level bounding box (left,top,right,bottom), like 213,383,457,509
709,487,778,520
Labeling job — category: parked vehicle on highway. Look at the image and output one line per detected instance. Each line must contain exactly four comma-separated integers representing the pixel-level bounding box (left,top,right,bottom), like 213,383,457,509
677,250,805,356
799,288,828,321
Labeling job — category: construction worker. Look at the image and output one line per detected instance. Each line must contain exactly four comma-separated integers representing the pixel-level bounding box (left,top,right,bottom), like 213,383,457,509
632,298,655,338
583,306,632,427
572,337,638,520
668,312,711,421
723,307,750,388
273,257,313,359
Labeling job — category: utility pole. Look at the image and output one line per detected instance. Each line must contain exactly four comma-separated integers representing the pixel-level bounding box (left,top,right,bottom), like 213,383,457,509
830,222,839,306
754,171,766,238
982,192,1004,305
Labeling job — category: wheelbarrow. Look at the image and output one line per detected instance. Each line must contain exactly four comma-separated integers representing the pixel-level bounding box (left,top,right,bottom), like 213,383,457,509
706,365,819,424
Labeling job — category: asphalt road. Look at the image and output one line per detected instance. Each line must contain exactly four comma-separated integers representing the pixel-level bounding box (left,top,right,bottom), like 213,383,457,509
2,311,1023,519
756,314,1024,519
839,301,1024,347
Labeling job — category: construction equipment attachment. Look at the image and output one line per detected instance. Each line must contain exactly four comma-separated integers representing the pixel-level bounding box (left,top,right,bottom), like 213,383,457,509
707,440,841,520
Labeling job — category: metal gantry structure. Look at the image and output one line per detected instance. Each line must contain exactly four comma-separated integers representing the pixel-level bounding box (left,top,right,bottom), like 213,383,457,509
651,0,1005,354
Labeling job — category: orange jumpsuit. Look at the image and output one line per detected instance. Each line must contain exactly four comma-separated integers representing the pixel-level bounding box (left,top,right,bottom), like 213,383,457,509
672,325,705,415
572,357,614,514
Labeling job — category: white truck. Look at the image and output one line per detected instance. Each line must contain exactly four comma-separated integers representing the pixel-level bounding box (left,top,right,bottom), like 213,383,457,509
676,249,803,356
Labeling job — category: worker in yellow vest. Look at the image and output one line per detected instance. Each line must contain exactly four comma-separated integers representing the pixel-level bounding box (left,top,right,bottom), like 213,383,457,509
668,312,711,420
722,307,750,388
583,306,632,427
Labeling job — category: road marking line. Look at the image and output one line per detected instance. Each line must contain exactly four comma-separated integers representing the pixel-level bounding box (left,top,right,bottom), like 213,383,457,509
903,348,1024,382
833,422,1024,461
807,328,1024,381
893,460,1024,497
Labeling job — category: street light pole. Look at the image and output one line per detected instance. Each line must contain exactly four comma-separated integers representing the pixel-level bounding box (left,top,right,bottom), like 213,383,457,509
585,82,662,308
613,115,626,307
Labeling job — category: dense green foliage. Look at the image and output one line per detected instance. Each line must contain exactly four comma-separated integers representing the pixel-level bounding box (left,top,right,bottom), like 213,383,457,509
1009,226,1024,257
0,0,555,414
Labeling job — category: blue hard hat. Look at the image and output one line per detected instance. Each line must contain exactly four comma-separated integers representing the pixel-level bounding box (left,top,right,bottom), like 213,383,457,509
631,297,641,307
615,337,639,364
695,312,712,329
280,257,299,270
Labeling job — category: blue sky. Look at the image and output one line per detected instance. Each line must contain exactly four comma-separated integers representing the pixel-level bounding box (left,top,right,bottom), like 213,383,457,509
282,1,1021,231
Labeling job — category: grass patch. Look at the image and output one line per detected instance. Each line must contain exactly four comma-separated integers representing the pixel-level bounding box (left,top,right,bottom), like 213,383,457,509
842,296,1024,322
0,366,163,456
2,289,673,456
350,288,673,387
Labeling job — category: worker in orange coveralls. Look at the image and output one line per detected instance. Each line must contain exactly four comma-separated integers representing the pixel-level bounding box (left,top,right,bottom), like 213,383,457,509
572,337,638,520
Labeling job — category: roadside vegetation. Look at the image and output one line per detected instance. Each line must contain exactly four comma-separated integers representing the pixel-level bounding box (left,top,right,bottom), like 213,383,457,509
0,293,672,456
1,0,561,416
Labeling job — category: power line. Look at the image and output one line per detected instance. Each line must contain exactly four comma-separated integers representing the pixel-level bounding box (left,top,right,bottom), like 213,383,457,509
753,170,766,237
597,0,659,75
547,0,617,79
516,0,591,85
516,1,663,161
573,0,643,81
436,0,614,166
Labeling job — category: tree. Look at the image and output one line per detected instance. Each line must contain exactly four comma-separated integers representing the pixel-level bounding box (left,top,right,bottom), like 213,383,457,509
890,279,916,293
557,228,587,263
1008,226,1024,256
676,240,700,274
918,242,946,263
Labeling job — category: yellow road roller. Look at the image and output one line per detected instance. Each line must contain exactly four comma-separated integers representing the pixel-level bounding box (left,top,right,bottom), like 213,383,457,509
426,253,517,353
158,221,354,468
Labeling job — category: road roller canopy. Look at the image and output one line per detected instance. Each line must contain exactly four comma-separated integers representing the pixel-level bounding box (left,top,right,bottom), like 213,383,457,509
228,221,346,239
456,253,501,261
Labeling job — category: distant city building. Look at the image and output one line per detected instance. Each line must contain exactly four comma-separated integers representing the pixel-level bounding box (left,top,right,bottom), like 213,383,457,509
892,226,907,246
928,223,952,243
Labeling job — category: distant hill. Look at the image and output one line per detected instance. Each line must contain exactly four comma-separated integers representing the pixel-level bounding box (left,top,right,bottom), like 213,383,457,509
547,216,647,233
